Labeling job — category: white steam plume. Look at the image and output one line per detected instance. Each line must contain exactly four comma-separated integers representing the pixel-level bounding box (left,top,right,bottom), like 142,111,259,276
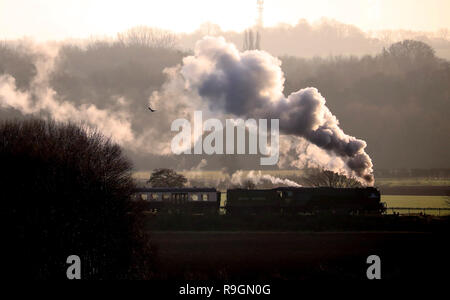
190,158,208,171
156,37,374,184
0,48,135,146
231,170,301,188
0,74,135,144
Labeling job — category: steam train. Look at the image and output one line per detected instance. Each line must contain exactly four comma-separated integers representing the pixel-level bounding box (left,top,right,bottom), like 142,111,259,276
133,186,384,215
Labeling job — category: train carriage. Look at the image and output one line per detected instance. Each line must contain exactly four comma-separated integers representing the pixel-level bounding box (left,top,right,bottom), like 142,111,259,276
133,187,220,214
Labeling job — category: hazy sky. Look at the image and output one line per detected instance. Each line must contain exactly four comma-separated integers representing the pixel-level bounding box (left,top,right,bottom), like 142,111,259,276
1,0,449,40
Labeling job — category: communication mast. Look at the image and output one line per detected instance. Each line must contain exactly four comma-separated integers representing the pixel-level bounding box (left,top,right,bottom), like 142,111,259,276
256,0,264,30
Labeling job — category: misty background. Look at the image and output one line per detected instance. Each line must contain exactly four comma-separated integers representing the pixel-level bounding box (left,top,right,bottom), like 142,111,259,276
0,19,449,174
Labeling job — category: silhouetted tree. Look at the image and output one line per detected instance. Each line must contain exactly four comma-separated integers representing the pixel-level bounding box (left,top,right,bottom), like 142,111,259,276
303,169,363,188
382,39,437,72
385,40,435,60
147,168,187,187
0,119,155,280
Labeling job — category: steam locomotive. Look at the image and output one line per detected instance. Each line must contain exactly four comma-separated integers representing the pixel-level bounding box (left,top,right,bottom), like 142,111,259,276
133,186,383,215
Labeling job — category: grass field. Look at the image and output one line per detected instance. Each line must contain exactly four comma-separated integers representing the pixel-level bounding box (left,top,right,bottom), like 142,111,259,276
375,177,450,186
382,195,449,208
382,195,450,216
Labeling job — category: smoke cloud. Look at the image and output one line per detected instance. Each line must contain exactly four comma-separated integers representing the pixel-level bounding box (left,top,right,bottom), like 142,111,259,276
0,49,136,146
231,170,301,188
191,158,208,171
163,37,374,184
0,74,135,144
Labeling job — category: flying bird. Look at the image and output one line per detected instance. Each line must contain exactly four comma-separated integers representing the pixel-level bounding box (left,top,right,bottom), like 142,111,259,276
148,105,156,112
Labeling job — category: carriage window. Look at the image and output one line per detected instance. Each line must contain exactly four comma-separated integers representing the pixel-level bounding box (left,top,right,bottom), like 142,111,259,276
172,193,186,203
140,193,148,201
151,193,159,200
202,194,208,201
191,194,199,201
163,194,170,200
287,191,293,197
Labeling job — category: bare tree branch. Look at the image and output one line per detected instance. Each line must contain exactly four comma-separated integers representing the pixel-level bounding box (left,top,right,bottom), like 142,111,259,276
117,26,178,49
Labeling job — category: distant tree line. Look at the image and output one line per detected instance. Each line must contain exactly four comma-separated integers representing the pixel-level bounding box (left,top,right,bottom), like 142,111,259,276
179,19,450,60
117,26,178,48
374,168,450,178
